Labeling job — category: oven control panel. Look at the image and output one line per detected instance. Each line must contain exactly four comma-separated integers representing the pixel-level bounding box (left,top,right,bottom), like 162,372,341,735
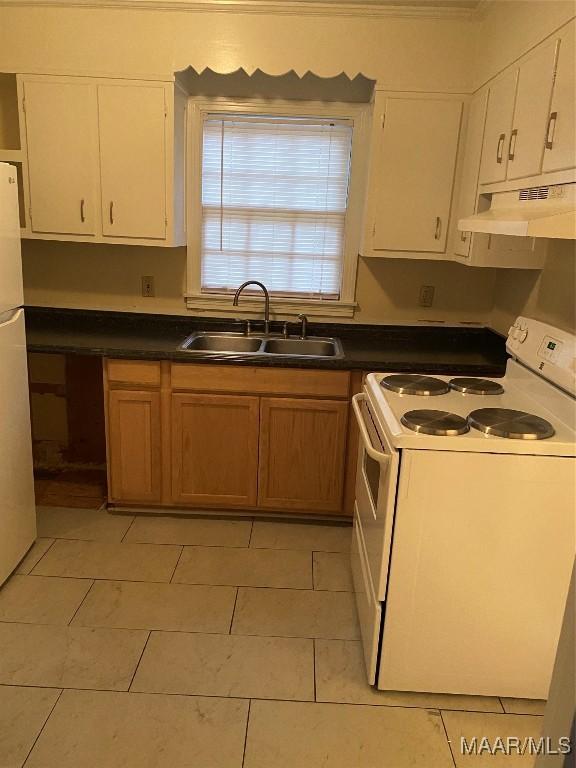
507,316,576,395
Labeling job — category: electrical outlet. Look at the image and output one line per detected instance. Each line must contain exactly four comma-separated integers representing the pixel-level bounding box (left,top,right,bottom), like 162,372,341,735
419,285,435,308
141,276,155,298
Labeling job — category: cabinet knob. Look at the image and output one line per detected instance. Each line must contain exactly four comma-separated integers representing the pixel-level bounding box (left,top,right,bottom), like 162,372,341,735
545,112,557,150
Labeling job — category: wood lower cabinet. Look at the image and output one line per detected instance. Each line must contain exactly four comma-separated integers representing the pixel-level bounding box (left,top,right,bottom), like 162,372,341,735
171,393,259,507
107,389,162,504
258,397,348,513
105,360,353,515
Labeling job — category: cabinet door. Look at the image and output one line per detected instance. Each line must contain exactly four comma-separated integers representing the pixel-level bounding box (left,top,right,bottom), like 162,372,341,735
98,84,167,240
171,393,259,507
543,24,576,173
258,397,348,513
372,98,462,253
479,70,517,185
454,91,489,259
507,40,558,181
107,389,162,504
23,80,97,235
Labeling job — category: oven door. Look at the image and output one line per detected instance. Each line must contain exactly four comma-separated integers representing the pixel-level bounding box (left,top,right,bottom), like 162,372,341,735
351,392,400,601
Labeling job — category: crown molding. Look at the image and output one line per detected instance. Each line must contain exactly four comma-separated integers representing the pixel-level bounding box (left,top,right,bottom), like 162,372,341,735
0,0,478,19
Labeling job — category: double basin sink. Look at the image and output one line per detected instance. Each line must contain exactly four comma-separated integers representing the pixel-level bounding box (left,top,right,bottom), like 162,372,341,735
180,332,344,359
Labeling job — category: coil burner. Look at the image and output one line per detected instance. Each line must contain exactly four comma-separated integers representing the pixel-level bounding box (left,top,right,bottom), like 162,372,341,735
401,409,470,436
381,375,449,396
468,408,555,440
449,378,504,395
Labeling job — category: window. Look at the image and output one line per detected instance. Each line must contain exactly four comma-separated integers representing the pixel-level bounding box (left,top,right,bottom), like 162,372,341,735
201,115,352,299
186,99,369,317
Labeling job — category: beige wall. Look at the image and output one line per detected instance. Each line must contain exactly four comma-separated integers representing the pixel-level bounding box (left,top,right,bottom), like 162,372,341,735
491,240,576,336
474,1,576,336
5,2,576,329
22,241,188,316
472,0,576,89
0,6,473,91
22,239,497,324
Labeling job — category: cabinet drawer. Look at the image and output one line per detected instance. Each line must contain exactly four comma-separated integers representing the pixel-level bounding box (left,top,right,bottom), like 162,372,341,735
171,364,350,399
106,359,161,387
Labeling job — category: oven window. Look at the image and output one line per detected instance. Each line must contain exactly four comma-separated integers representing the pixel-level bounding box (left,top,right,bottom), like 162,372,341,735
364,452,381,509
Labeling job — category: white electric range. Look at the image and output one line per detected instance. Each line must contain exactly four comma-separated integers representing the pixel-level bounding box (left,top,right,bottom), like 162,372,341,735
351,317,575,700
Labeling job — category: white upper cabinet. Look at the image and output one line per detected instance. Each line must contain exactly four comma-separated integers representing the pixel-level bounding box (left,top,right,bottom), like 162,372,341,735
478,70,517,185
543,23,576,174
18,75,185,246
506,39,557,181
453,90,488,259
366,96,462,255
23,80,98,236
98,84,167,240
479,21,575,188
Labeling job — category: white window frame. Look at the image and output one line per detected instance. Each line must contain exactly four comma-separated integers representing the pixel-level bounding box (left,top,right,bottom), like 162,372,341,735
185,97,371,318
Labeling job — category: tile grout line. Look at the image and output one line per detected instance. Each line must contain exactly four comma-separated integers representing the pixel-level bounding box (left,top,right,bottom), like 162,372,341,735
241,699,252,768
228,587,240,634
439,710,458,768
21,687,64,768
127,630,152,692
26,538,57,576
120,516,137,543
25,572,347,591
0,621,355,643
311,550,316,590
247,519,254,547
168,546,185,584
67,580,96,626
312,638,317,702
0,680,536,714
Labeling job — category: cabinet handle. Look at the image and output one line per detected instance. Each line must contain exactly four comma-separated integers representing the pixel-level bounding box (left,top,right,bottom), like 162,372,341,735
496,133,505,164
109,201,114,225
460,231,467,242
545,111,557,150
80,199,85,223
434,216,442,241
508,129,518,161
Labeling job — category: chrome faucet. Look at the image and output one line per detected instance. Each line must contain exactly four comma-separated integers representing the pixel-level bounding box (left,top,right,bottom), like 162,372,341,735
297,313,308,339
232,281,271,335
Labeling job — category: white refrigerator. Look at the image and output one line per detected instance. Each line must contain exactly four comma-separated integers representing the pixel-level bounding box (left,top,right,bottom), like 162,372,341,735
0,162,36,586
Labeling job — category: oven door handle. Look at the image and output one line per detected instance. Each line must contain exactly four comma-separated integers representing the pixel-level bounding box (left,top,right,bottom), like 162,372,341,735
352,393,390,465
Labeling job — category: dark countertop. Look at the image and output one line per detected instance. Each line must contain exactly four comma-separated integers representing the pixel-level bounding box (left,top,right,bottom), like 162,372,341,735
25,307,509,376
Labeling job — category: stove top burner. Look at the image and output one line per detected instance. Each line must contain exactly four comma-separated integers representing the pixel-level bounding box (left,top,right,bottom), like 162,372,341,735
468,408,555,440
401,409,470,436
382,374,449,396
449,377,504,395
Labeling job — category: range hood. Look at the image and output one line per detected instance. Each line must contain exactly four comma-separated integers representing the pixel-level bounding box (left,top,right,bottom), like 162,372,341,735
458,183,576,239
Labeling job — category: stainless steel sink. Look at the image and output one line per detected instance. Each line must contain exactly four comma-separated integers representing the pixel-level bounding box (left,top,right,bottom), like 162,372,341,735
262,338,342,358
181,333,264,353
179,332,343,359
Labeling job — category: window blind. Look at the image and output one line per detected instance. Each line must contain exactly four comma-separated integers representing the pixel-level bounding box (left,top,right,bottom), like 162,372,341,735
201,114,353,299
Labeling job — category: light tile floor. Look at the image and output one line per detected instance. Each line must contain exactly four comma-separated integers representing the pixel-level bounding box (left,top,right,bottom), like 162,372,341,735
0,506,546,767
